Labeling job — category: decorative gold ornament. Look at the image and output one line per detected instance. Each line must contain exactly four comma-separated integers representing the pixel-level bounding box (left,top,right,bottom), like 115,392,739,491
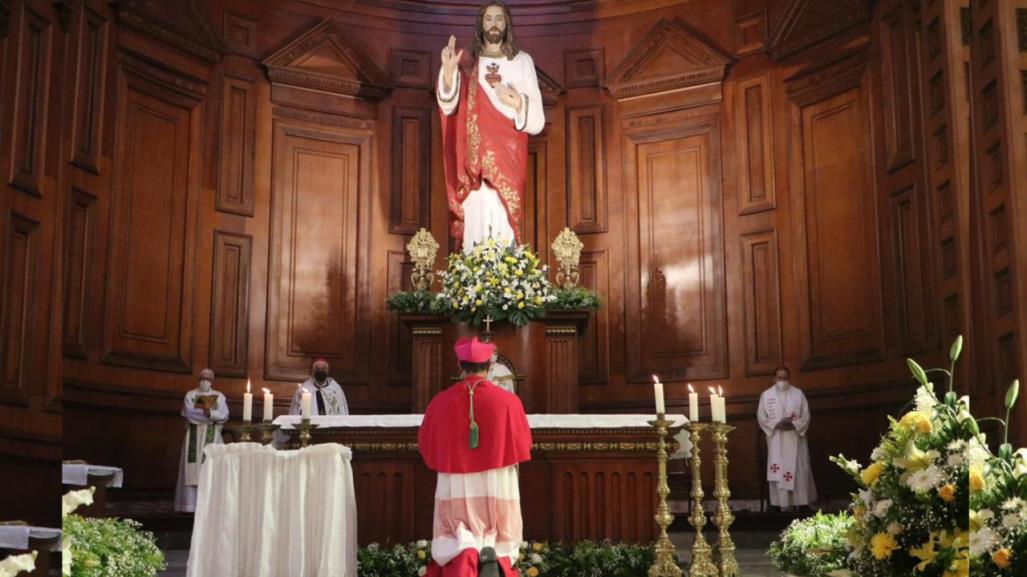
407,228,440,291
296,418,320,448
686,423,718,577
712,423,740,577
648,414,684,577
551,227,584,289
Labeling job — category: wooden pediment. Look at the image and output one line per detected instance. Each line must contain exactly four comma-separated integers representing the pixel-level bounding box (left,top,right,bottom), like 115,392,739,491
764,0,871,61
112,0,223,63
535,65,565,106
263,19,392,101
605,19,731,100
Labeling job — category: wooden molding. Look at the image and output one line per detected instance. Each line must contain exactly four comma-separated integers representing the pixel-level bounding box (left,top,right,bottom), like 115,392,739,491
111,0,223,63
606,18,731,100
764,0,870,61
535,64,565,106
263,18,391,101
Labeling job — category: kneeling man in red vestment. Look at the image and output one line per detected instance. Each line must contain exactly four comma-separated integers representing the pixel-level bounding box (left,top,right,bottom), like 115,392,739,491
419,337,532,577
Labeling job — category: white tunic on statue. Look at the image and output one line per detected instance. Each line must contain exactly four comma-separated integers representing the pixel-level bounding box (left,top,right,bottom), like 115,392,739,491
175,388,229,512
437,52,545,251
290,377,350,416
757,381,817,508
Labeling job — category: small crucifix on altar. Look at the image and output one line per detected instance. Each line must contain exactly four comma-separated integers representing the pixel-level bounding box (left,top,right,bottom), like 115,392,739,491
482,315,494,342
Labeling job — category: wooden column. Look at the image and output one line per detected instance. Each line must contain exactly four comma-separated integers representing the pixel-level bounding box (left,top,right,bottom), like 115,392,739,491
402,315,448,412
541,311,590,413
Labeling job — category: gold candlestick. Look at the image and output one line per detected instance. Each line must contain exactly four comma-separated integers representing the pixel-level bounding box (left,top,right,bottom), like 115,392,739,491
711,423,740,577
257,422,280,445
686,423,718,577
296,418,319,448
647,414,683,577
238,422,254,442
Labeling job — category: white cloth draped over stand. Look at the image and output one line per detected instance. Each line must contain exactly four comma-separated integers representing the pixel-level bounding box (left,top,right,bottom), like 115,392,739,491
61,464,124,488
186,443,357,577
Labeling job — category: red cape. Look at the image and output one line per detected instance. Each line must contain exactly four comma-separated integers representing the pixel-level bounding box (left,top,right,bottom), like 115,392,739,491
419,377,532,474
439,64,528,250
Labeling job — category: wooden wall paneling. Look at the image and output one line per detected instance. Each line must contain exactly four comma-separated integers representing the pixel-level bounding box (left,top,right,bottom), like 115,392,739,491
9,2,53,197
222,11,257,58
549,462,655,542
101,53,205,372
265,119,372,382
787,51,886,370
0,212,38,406
389,107,430,233
216,73,256,216
888,185,928,355
578,248,610,384
62,187,95,358
209,231,251,377
740,228,782,375
878,3,916,170
734,73,776,215
624,111,727,381
735,10,766,56
70,5,107,174
385,250,414,390
564,49,603,88
566,105,607,233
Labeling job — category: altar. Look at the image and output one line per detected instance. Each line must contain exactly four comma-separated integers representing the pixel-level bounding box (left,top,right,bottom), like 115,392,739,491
274,414,688,545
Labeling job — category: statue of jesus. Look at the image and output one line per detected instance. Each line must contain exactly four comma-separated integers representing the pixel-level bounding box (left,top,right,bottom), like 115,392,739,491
438,1,545,252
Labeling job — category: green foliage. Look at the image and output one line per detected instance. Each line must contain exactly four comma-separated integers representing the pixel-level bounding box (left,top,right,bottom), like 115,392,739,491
548,287,601,311
386,290,450,316
356,543,424,577
768,512,853,577
62,515,165,577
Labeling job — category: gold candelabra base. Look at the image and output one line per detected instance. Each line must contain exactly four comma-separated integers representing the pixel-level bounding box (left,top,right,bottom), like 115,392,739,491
256,422,280,445
711,423,740,577
676,422,737,577
296,418,319,448
647,414,683,577
238,422,254,442
686,423,719,577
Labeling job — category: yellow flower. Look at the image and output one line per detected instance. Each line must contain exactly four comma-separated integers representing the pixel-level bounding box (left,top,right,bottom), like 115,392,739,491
417,550,426,560
532,543,544,552
993,548,1012,569
870,532,898,560
526,568,539,577
969,511,985,532
899,411,933,434
861,462,885,486
518,302,525,309
910,534,939,572
969,467,986,493
475,299,483,306
938,484,956,503
534,296,543,305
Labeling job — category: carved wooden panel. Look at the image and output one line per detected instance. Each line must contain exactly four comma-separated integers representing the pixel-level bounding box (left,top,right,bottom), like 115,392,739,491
578,249,610,384
0,213,38,406
550,463,656,543
741,229,782,376
71,7,107,174
102,68,201,372
625,115,727,381
879,6,915,169
735,11,766,55
564,48,603,87
386,250,413,387
353,461,418,545
391,49,430,89
567,106,607,233
889,186,927,355
390,108,430,233
266,121,370,381
222,11,257,57
216,74,256,216
990,203,1009,254
210,232,251,377
795,86,885,369
735,73,775,215
62,188,96,359
10,7,52,197
524,139,548,253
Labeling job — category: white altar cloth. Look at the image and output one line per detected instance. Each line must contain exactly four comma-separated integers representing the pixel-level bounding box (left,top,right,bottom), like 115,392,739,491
186,442,357,577
0,526,62,550
62,463,124,488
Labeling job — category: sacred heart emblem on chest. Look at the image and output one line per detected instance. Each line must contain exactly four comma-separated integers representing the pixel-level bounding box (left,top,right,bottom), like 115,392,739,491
485,62,502,87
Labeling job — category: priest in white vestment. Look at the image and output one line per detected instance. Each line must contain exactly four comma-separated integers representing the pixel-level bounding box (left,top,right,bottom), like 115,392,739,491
437,1,545,252
175,368,229,512
290,358,349,416
757,366,817,510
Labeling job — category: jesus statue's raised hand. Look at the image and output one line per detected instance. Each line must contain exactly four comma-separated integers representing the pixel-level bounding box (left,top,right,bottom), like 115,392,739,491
440,35,463,93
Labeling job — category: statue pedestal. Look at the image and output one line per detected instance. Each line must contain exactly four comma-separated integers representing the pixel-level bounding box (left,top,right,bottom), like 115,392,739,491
401,311,589,413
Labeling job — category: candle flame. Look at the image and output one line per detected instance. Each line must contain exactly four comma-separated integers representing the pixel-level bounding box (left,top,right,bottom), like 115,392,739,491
651,374,659,383
262,388,271,394
687,383,695,393
718,385,724,395
246,380,251,393
708,386,717,395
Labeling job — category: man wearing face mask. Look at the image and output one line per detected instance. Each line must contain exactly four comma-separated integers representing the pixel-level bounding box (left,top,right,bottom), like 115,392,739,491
175,368,229,512
757,366,817,512
290,358,349,416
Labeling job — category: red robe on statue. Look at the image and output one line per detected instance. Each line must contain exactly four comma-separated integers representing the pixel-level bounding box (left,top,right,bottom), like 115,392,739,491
419,377,532,577
439,65,528,250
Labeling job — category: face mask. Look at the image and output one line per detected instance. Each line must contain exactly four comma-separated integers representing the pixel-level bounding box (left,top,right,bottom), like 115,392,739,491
198,379,212,392
315,371,328,383
774,379,789,390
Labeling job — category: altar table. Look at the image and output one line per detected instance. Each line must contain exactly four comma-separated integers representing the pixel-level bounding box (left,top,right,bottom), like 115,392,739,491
186,443,357,577
275,414,687,545
0,525,61,577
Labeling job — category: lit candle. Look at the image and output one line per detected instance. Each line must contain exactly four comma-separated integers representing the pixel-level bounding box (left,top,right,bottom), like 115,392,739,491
300,384,312,419
716,385,727,423
242,380,253,422
708,387,720,423
687,383,699,422
652,374,665,415
262,388,274,422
